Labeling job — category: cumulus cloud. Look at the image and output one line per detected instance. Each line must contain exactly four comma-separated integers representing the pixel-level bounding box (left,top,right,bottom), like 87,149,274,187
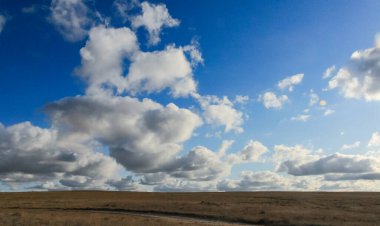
0,122,121,189
273,144,318,170
341,141,360,150
328,35,380,101
323,65,336,79
0,14,6,33
368,132,380,148
126,45,198,97
194,94,244,133
131,1,179,45
227,140,268,163
50,0,95,41
291,114,310,122
217,171,289,191
280,153,380,177
77,25,200,98
259,91,288,109
278,73,304,92
45,95,202,173
77,25,139,95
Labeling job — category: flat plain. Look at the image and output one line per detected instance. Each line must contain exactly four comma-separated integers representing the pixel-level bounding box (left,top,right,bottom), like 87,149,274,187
0,191,379,226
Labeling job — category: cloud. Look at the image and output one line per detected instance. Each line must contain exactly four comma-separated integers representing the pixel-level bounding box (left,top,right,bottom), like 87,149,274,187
341,141,360,150
322,65,336,79
217,171,288,191
218,140,234,157
0,122,121,189
227,140,268,163
234,95,249,104
368,132,380,148
194,94,244,133
309,90,320,106
78,25,200,98
291,114,310,122
328,35,380,101
107,176,142,191
0,14,6,33
324,109,335,116
280,153,380,176
131,1,180,45
45,95,202,173
113,0,140,22
277,73,304,92
126,45,198,97
169,146,231,181
50,0,94,41
259,91,288,109
77,25,139,95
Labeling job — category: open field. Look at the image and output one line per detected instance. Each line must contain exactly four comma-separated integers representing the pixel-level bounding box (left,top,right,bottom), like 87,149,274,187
0,192,379,226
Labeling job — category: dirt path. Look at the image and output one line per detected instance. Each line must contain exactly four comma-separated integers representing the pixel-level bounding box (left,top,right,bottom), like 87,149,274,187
2,207,260,226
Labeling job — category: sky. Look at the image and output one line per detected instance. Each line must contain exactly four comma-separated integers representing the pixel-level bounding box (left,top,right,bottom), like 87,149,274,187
0,0,380,191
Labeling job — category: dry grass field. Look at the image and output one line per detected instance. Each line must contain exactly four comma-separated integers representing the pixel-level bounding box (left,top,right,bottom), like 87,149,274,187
0,191,379,226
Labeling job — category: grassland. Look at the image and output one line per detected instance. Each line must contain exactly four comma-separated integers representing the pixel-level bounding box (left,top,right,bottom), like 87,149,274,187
0,191,379,225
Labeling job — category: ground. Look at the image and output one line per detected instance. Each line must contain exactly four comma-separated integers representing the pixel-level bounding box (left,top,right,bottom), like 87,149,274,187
0,191,379,225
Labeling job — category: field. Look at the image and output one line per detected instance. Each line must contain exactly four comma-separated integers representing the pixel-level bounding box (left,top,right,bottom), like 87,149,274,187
0,192,379,226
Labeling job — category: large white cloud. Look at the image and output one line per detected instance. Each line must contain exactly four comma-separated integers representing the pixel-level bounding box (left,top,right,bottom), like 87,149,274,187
279,153,380,176
328,36,380,101
50,0,94,41
0,122,121,189
277,73,304,92
77,25,139,95
45,95,202,173
259,91,288,109
131,1,179,45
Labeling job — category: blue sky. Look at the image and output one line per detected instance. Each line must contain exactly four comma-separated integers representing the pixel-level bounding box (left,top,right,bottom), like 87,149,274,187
0,0,380,191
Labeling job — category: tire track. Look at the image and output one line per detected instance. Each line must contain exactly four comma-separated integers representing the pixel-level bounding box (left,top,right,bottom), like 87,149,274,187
2,207,260,225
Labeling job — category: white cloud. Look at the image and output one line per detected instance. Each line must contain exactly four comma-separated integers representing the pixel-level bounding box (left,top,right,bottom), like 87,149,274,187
217,171,319,191
45,95,202,173
324,109,335,116
341,141,360,150
50,0,94,42
227,140,268,164
259,91,288,109
0,14,6,33
273,144,317,169
126,45,197,97
0,122,121,189
368,132,380,148
78,26,199,98
131,1,179,45
234,95,249,104
113,0,140,22
77,25,139,95
291,114,310,122
277,73,304,92
309,90,320,106
195,94,244,133
328,35,380,101
322,65,336,79
280,153,380,177
218,140,234,157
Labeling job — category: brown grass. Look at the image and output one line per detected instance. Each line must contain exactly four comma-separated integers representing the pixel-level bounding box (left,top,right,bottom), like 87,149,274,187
0,191,379,225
